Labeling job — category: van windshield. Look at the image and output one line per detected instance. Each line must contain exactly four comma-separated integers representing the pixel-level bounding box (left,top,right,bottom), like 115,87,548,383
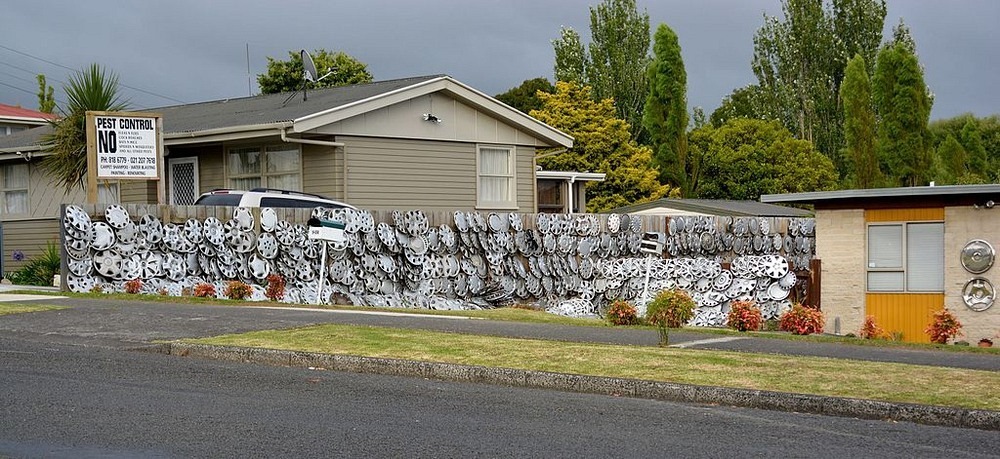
194,194,243,206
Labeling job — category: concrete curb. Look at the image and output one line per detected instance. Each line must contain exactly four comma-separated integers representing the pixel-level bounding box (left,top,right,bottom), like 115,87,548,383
151,342,1000,431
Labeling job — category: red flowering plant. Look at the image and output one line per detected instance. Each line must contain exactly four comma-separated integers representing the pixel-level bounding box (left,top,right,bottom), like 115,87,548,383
606,299,639,326
726,300,763,332
193,283,216,298
265,274,286,302
123,278,143,294
859,315,889,340
778,303,824,335
924,308,962,344
224,280,253,301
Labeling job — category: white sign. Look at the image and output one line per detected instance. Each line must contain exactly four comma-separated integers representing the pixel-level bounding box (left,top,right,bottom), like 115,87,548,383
95,115,159,179
308,226,345,242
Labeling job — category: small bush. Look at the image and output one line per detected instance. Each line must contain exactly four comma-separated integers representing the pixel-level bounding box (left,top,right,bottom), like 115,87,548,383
193,283,216,298
763,318,780,332
779,303,824,335
606,299,639,326
645,289,696,346
124,279,143,294
158,288,169,296
924,308,962,344
224,281,252,301
90,284,104,294
726,300,762,332
5,242,60,286
859,315,889,340
265,274,286,302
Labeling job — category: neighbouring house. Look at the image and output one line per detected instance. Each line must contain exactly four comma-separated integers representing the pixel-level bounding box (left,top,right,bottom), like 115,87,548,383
610,198,812,217
0,75,574,272
0,103,55,136
536,170,605,213
761,184,1000,343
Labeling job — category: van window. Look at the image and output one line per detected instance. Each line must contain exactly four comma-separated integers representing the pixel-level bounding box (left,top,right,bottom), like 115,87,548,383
260,197,335,209
194,194,243,206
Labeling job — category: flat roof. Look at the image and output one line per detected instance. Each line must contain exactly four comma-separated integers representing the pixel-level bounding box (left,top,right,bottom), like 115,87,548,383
760,184,1000,205
536,170,606,181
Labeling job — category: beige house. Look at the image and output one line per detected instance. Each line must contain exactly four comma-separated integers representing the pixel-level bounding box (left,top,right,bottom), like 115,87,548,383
762,185,1000,344
0,75,573,272
0,103,54,136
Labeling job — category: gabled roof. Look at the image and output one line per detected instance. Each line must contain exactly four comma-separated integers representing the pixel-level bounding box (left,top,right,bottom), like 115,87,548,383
611,198,813,217
0,103,57,122
1,75,573,153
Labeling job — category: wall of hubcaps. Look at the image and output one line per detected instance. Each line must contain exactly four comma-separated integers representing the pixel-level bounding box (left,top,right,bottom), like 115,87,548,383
61,204,816,326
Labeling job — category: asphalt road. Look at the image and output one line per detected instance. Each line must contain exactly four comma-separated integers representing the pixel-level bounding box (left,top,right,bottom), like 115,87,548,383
2,337,998,458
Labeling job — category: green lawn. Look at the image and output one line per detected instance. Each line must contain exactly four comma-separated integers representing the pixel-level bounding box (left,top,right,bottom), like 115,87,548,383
185,323,1000,411
0,303,67,316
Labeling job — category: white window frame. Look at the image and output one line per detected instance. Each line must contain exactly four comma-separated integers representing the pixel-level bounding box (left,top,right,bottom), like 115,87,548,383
866,221,944,293
476,144,517,210
225,144,302,191
1,163,29,216
168,157,200,205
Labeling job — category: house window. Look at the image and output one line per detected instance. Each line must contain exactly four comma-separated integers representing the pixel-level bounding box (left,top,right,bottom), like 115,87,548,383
228,145,301,191
477,145,515,209
867,222,944,292
1,163,28,215
537,179,564,213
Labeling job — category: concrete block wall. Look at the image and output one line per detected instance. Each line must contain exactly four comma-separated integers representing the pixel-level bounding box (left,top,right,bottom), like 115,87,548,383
944,206,1000,344
815,209,866,335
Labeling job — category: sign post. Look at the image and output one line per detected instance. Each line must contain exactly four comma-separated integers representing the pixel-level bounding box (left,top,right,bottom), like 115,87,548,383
307,217,346,305
85,111,163,204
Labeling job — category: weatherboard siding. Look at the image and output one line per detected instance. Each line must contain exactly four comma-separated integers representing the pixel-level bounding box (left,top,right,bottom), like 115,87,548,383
313,93,547,147
1,218,60,273
339,136,534,212
301,143,341,201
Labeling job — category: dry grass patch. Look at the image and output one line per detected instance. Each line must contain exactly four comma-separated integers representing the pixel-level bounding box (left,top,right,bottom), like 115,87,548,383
0,303,67,316
185,323,1000,410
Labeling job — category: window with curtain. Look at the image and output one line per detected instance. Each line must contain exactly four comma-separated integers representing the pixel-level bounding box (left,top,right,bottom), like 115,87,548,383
227,145,301,191
1,163,28,215
867,222,944,292
477,145,515,208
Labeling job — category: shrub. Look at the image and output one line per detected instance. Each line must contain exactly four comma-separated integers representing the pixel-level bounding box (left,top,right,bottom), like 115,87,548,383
124,279,143,294
763,318,780,332
158,288,169,296
193,283,216,298
5,242,60,286
924,308,962,344
726,300,762,332
779,303,824,335
606,299,639,326
90,284,104,294
224,281,252,301
265,274,286,302
859,315,888,340
645,289,696,346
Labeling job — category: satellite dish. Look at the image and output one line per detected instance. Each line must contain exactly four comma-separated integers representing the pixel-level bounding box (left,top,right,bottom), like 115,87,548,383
301,49,318,82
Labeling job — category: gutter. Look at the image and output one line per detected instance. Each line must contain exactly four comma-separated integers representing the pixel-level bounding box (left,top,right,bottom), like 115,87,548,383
280,128,345,147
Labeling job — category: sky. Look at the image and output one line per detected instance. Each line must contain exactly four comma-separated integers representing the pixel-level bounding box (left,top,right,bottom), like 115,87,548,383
3,1,998,121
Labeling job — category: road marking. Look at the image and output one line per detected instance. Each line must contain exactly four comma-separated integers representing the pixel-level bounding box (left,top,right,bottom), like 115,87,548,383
0,294,67,302
247,306,482,320
669,336,746,348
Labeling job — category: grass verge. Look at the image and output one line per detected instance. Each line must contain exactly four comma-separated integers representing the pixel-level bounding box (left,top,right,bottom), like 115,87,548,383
184,323,1000,410
0,303,67,316
18,289,998,354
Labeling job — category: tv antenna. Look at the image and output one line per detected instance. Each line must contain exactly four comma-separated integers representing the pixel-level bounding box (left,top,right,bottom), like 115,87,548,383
285,49,336,104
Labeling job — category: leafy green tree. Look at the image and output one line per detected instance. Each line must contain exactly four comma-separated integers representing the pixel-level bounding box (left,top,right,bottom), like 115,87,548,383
936,134,967,183
530,81,670,212
747,0,887,178
41,64,128,191
840,54,880,188
36,74,55,114
553,0,650,140
690,118,838,200
257,49,372,94
643,23,689,194
495,77,555,114
710,84,778,127
872,34,933,187
960,119,989,173
553,28,588,84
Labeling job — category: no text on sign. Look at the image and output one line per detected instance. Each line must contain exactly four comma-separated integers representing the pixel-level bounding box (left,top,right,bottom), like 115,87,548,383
94,114,160,179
